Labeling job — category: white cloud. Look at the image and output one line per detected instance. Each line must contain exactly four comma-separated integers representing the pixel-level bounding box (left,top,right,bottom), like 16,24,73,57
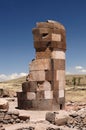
0,73,27,82
75,66,83,70
74,65,86,74
81,69,86,73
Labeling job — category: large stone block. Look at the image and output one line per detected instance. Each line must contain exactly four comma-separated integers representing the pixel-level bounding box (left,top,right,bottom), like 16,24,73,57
32,28,49,35
56,70,65,81
51,59,65,70
29,70,46,81
53,81,59,90
29,59,51,71
34,41,47,49
34,41,66,50
17,92,36,100
33,27,65,35
17,92,33,109
51,41,66,50
17,92,26,101
44,91,53,99
59,80,65,90
34,33,63,43
20,100,32,109
51,50,65,59
45,70,52,81
51,33,61,41
53,91,59,102
59,89,65,98
22,81,37,92
36,49,51,59
32,99,53,110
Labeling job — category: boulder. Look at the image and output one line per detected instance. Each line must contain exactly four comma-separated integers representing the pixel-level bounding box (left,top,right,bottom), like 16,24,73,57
46,111,69,126
0,98,9,112
0,89,9,97
54,110,69,126
45,112,55,124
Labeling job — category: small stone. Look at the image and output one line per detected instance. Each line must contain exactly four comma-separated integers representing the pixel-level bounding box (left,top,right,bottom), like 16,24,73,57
19,115,30,121
69,112,78,118
12,110,19,116
16,118,20,123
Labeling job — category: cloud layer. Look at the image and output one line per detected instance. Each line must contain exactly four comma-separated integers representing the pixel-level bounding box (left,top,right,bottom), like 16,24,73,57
0,73,27,82
75,66,86,73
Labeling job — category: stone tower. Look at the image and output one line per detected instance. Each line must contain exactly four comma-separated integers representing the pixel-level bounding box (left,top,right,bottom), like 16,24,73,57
17,20,66,110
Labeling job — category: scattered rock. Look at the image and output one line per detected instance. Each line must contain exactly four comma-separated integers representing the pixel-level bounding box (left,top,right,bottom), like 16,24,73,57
19,115,30,121
46,110,69,126
0,89,9,97
0,98,9,112
46,112,55,124
66,108,86,129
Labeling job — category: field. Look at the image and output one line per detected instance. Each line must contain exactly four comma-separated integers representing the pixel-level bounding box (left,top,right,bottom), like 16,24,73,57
0,75,86,103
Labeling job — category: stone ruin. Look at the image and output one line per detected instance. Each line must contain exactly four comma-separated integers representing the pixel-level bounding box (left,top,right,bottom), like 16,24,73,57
17,20,66,110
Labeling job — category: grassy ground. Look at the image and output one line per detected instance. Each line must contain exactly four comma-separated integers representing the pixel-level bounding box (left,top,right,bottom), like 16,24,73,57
0,75,86,103
65,89,86,103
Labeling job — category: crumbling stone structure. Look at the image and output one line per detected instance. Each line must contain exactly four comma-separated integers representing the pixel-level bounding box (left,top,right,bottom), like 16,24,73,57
17,20,66,110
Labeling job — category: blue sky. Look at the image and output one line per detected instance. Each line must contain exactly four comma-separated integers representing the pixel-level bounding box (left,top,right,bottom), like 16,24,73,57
0,0,86,81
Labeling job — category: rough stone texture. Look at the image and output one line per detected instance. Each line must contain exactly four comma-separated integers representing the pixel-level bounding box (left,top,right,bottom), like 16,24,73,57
22,81,37,92
29,59,51,71
46,110,69,126
0,98,9,112
0,110,30,125
17,20,66,110
66,108,86,130
51,50,65,59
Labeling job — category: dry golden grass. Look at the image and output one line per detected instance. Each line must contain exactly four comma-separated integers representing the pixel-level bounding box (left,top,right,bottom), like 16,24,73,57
65,89,86,103
0,76,26,92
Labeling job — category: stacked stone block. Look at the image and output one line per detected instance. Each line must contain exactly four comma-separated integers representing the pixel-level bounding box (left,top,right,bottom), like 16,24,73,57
17,20,66,110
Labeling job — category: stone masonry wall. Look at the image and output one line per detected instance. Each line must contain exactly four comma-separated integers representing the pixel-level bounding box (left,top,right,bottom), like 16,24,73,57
17,20,66,110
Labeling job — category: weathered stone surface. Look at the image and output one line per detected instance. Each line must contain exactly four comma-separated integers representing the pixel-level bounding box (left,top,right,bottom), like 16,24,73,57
0,98,9,112
17,20,66,110
36,21,65,30
34,41,66,50
29,59,51,71
66,108,86,129
51,59,65,70
46,110,69,126
45,112,55,124
44,91,53,99
19,115,30,121
29,70,46,81
51,50,65,59
56,70,65,81
45,70,52,81
55,111,69,126
22,81,37,92
32,99,53,110
53,81,59,90
36,49,51,59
